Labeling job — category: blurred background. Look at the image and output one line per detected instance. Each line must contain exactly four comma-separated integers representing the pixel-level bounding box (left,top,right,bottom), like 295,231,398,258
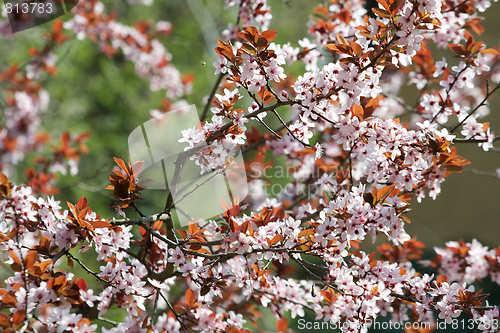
1,0,500,331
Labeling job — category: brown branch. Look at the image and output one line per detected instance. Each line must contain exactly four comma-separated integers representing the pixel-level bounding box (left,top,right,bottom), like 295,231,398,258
455,135,500,143
272,109,311,148
161,292,194,333
255,116,282,139
201,72,225,122
450,81,500,134
65,251,110,284
431,63,471,124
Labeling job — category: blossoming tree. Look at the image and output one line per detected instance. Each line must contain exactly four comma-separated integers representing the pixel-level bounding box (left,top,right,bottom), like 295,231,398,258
1,0,500,332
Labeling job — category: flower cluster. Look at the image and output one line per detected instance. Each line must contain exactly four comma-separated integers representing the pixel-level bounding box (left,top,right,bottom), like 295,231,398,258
63,0,192,99
0,20,90,195
222,0,272,40
425,239,500,285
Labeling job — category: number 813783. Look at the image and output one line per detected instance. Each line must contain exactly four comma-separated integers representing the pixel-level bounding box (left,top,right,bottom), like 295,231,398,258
5,1,53,14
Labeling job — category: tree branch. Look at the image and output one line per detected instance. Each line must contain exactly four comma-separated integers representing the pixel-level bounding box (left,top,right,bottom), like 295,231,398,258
450,81,500,134
201,72,225,122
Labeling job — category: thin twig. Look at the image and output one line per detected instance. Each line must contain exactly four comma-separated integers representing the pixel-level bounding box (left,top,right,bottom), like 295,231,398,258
65,251,110,284
272,109,311,148
450,81,500,134
161,292,194,333
454,135,500,143
291,255,341,293
382,91,418,114
255,116,282,139
131,202,146,218
431,63,471,123
462,168,499,179
97,316,118,326
201,72,225,122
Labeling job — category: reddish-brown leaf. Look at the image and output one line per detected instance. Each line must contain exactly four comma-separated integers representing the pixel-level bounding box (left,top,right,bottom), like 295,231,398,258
219,199,228,211
24,252,37,272
276,317,288,332
153,220,163,231
76,197,88,210
448,156,470,166
1,294,17,305
448,44,466,56
351,105,364,121
444,165,463,173
246,26,259,39
76,278,87,291
256,37,268,49
480,48,500,55
186,288,195,308
376,184,394,201
298,229,314,238
325,43,339,52
12,311,25,326
351,42,362,55
39,237,51,252
9,251,21,272
269,235,282,246
0,312,11,328
91,221,112,229
177,229,188,241
376,0,391,12
436,274,448,286
0,172,11,197
131,160,145,177
401,216,411,224
67,257,74,269
372,7,390,18
336,33,348,45
262,30,277,42
38,259,53,274
114,157,129,175
350,240,360,249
